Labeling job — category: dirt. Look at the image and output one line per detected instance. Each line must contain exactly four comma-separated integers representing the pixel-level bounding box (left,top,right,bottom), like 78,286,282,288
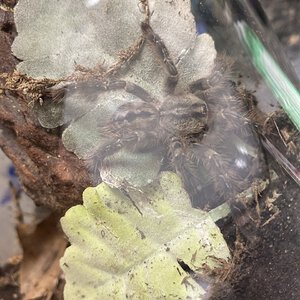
261,0,300,53
213,170,300,299
0,259,21,300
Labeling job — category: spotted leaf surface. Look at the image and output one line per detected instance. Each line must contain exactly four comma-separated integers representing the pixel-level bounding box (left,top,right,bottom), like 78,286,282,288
60,172,230,299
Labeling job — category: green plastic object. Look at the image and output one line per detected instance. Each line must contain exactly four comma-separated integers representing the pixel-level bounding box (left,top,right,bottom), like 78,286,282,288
236,21,300,132
60,172,230,299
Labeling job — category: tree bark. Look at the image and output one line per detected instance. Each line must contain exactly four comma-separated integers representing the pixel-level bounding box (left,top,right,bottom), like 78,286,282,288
0,4,91,211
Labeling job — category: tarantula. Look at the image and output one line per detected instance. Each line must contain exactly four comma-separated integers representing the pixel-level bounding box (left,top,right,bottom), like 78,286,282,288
44,22,264,212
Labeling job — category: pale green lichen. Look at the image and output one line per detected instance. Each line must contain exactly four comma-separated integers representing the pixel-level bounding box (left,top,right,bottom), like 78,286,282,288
60,172,230,300
12,0,143,79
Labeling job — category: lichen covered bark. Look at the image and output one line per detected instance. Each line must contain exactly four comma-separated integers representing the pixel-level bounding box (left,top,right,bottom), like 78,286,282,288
0,4,90,211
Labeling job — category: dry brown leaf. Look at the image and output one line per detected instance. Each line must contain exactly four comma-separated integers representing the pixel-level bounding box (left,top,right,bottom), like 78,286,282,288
17,213,67,300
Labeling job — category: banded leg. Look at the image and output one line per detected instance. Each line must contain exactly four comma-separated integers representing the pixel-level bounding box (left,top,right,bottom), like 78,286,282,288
141,22,179,92
107,79,156,103
42,79,110,103
168,137,215,209
42,78,156,104
170,138,261,242
189,55,233,93
87,126,159,176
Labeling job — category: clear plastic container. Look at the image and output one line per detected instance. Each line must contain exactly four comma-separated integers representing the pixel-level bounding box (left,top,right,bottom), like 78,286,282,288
1,0,299,299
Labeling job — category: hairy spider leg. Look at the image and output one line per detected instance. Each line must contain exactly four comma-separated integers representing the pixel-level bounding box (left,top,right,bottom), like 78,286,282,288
189,55,233,93
186,58,267,232
167,136,215,208
107,80,156,103
141,22,179,93
42,80,110,103
42,78,156,104
86,128,157,181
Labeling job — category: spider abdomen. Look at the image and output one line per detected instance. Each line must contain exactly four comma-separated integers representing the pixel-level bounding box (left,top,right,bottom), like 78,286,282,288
112,101,159,131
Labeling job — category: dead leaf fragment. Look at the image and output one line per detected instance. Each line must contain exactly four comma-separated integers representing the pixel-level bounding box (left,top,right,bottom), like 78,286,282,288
17,214,67,300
